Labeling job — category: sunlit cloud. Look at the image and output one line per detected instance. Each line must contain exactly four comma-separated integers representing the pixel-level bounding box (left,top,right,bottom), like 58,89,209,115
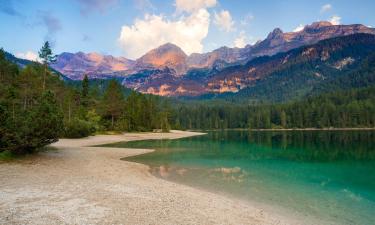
293,24,305,32
329,15,341,25
233,31,247,48
175,0,216,13
214,10,235,32
118,9,210,59
16,51,39,61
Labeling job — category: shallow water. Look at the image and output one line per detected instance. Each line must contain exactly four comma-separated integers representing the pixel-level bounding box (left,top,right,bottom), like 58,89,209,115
105,130,375,225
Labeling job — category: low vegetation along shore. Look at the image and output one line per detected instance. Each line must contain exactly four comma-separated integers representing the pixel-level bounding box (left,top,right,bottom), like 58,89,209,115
1,130,315,225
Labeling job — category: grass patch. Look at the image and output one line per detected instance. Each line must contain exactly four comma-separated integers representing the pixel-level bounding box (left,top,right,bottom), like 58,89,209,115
0,150,15,161
95,130,123,135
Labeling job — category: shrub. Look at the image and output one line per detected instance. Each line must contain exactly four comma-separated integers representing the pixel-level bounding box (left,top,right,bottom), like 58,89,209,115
64,119,95,138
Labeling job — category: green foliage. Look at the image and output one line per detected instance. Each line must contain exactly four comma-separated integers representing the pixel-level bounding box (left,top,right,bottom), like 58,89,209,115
26,91,64,148
172,86,375,130
38,41,56,64
3,34,375,156
0,150,14,161
194,34,375,103
64,118,95,138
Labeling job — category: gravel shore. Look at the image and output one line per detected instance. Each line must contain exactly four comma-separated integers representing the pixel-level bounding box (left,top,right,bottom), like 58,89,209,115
1,130,301,225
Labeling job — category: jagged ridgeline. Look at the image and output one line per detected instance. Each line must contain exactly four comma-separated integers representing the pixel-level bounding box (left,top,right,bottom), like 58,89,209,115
49,22,375,99
202,33,375,103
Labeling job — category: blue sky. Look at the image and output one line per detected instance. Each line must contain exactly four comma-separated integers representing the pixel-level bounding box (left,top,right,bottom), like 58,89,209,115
1,0,374,60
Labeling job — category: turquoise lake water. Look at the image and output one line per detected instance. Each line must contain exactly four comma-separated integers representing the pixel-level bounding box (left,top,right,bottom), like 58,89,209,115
104,130,375,225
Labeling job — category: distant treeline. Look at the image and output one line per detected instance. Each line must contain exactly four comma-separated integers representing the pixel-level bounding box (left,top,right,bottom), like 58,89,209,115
172,86,375,130
1,42,375,155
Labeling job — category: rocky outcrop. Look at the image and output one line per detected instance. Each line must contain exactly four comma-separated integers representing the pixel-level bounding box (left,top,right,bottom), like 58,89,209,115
52,52,134,79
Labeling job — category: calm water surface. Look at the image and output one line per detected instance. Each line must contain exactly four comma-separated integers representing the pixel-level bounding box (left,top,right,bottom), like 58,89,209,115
105,130,375,225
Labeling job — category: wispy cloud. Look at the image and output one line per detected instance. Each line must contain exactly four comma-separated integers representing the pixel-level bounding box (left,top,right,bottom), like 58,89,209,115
320,4,332,13
134,0,155,11
0,0,24,18
82,34,91,42
240,13,254,26
37,11,63,45
75,0,119,15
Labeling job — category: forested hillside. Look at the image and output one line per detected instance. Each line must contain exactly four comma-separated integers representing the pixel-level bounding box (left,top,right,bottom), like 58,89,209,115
172,86,375,130
0,46,171,154
197,34,375,102
1,38,375,155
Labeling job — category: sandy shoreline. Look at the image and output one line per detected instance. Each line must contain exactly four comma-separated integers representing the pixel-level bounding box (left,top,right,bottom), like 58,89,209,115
1,130,312,225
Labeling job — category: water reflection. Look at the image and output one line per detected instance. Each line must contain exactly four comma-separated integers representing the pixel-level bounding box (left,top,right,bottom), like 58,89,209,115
106,130,375,225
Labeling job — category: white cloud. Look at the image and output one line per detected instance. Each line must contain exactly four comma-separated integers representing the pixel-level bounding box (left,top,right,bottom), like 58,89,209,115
214,10,234,32
233,31,247,48
175,0,216,13
329,15,341,25
118,9,210,59
16,51,39,61
240,13,254,26
293,24,305,32
320,4,332,13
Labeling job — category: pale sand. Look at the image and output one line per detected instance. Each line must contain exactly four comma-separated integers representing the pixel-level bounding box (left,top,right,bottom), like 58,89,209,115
0,130,310,225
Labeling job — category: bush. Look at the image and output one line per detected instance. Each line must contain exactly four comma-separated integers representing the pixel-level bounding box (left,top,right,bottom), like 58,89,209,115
64,119,95,138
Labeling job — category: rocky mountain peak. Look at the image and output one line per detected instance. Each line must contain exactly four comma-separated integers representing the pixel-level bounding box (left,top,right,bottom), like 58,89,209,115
136,43,188,75
267,28,284,39
307,21,333,29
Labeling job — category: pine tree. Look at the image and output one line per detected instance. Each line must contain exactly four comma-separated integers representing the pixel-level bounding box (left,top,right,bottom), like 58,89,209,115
101,80,124,129
81,74,89,107
38,41,56,90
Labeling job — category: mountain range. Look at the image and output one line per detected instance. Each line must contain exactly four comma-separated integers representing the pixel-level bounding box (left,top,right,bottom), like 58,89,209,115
26,21,375,99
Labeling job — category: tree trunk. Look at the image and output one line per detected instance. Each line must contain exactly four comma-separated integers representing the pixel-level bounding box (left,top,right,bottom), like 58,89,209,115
68,101,71,123
111,114,114,129
12,101,15,121
43,64,47,91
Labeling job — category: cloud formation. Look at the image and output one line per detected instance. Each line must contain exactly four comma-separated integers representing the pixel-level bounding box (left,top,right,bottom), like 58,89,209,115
16,51,39,61
118,9,210,59
175,0,216,13
233,31,247,48
240,13,254,26
214,10,234,32
293,24,305,32
134,0,155,11
38,11,62,44
76,0,118,15
320,4,332,13
329,15,341,25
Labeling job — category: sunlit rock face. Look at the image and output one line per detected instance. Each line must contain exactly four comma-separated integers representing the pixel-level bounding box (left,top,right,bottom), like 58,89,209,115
52,52,134,79
187,22,375,69
135,43,188,76
52,22,375,97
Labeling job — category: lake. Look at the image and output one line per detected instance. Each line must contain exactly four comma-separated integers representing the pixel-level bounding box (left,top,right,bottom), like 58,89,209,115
104,130,375,225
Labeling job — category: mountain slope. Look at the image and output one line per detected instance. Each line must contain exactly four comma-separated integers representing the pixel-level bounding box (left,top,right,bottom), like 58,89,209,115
186,21,375,69
135,43,188,76
53,22,375,82
52,52,134,80
205,33,375,102
123,33,375,98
